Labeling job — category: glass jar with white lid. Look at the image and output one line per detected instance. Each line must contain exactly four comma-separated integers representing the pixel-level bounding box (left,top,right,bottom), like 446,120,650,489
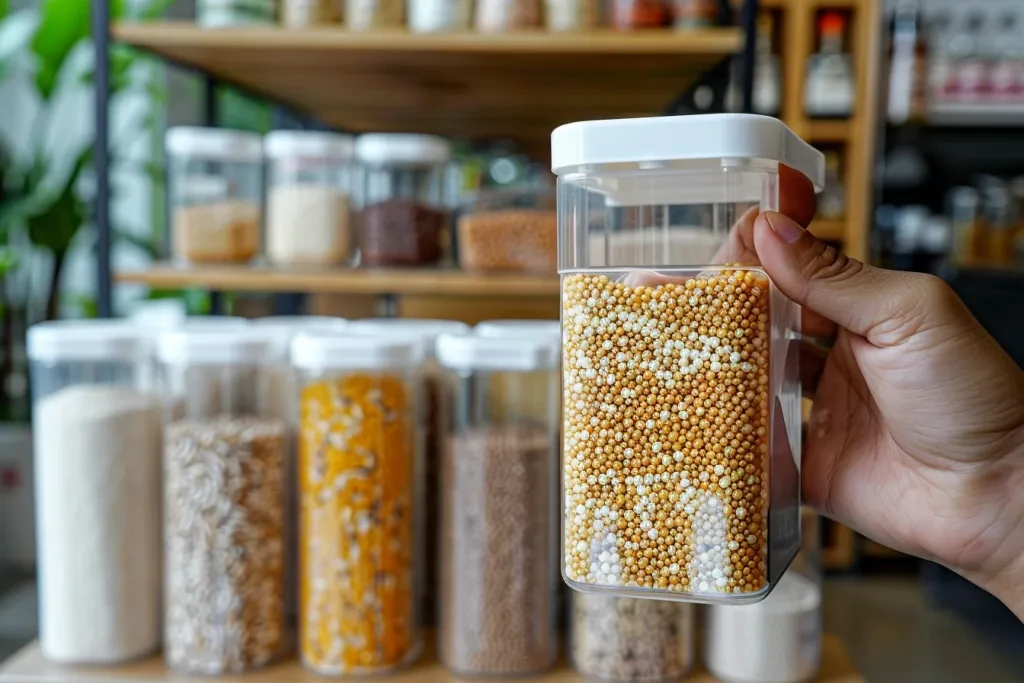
354,134,451,267
28,320,162,665
553,113,824,604
265,131,357,267
166,127,263,265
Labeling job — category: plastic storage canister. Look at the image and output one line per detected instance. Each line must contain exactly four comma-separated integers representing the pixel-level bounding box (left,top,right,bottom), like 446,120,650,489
265,131,356,267
705,508,822,682
355,134,451,267
458,189,558,273
408,0,471,32
570,592,696,681
291,332,424,675
435,331,560,676
545,0,598,31
157,328,287,675
166,127,263,265
553,114,823,603
347,0,403,30
475,0,542,31
197,0,276,27
281,0,340,26
29,321,162,665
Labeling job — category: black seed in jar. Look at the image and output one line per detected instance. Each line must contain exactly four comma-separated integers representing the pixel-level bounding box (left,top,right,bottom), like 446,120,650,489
359,198,446,266
439,423,556,675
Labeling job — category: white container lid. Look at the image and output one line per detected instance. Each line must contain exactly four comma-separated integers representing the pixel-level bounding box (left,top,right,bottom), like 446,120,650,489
437,333,559,372
551,114,825,191
265,131,355,160
348,318,470,358
291,331,422,370
355,134,451,166
165,126,263,162
252,316,348,359
129,299,187,328
156,328,269,365
28,320,146,363
475,319,560,340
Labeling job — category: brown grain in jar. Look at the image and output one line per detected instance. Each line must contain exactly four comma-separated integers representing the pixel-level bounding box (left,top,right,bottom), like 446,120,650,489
458,209,557,273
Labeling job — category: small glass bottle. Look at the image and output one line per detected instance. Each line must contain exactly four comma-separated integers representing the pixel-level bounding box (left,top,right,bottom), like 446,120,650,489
705,508,823,683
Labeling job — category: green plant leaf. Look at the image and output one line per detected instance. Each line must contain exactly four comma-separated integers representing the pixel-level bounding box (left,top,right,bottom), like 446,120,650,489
26,186,84,254
31,0,127,98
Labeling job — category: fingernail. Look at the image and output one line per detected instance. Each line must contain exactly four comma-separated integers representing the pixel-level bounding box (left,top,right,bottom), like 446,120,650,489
765,211,806,244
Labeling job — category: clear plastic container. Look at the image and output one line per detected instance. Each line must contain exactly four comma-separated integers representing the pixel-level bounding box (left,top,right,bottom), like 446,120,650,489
197,0,276,27
553,114,824,604
157,329,287,675
570,592,695,681
28,321,162,665
347,0,404,30
545,0,598,31
705,508,822,682
435,331,560,676
457,189,557,273
474,0,542,32
475,318,560,339
281,0,340,26
355,135,451,267
166,127,263,265
290,332,424,675
265,131,356,267
409,0,471,32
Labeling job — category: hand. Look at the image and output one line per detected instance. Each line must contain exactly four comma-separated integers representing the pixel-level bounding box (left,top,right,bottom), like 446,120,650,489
745,173,1024,618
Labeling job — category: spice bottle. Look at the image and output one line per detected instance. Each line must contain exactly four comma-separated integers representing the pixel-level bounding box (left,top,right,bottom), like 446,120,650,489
408,0,472,32
290,331,424,675
435,330,560,676
28,321,162,665
673,0,718,30
949,186,981,266
265,131,357,267
281,0,341,27
354,134,451,267
609,0,669,31
347,0,404,30
475,0,542,32
570,592,696,680
157,328,288,675
197,0,276,27
458,188,557,273
552,114,822,603
545,0,598,31
166,127,263,265
705,508,823,682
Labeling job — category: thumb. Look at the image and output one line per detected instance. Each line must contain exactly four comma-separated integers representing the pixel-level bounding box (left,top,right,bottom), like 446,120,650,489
753,211,957,345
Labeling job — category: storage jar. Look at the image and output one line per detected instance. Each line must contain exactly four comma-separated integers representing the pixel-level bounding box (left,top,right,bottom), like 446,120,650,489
28,321,162,665
609,0,670,30
435,331,560,676
281,0,340,26
166,127,263,265
570,592,695,681
265,131,356,267
705,508,822,683
347,0,404,30
355,135,451,266
197,0,276,27
553,114,823,604
474,318,560,339
545,0,598,31
157,328,287,675
409,0,472,32
290,332,424,675
475,0,542,31
458,189,557,273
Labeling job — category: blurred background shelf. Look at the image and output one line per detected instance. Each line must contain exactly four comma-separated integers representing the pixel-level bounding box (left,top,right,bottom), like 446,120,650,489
0,636,865,683
113,23,742,140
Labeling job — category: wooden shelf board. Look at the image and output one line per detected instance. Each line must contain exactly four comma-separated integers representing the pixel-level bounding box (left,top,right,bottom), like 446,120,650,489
810,218,847,241
804,119,852,143
0,636,863,682
114,23,741,139
115,265,560,297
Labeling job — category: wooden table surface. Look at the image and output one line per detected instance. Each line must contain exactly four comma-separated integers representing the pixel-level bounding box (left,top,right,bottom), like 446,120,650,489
0,635,863,682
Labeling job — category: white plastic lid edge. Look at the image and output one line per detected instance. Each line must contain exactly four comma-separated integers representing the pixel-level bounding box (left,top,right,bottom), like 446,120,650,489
355,134,452,166
291,332,423,370
436,334,559,372
156,329,270,365
27,320,145,363
166,126,263,162
265,131,356,160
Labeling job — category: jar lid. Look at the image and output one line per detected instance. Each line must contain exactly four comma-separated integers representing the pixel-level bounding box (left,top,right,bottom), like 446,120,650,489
436,333,559,371
348,318,470,358
156,328,269,365
165,126,263,162
550,114,825,191
265,131,355,160
290,331,422,370
28,320,146,363
252,316,348,359
355,134,451,166
474,319,560,340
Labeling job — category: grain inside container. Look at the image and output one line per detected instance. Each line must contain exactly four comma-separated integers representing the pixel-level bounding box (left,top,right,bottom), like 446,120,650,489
290,331,425,675
553,114,824,603
157,328,287,675
457,188,558,273
28,321,162,665
435,329,560,676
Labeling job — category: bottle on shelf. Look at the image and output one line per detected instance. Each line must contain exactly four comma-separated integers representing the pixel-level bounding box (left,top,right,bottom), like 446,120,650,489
886,0,928,125
891,205,929,272
725,12,780,116
983,182,1014,267
672,0,718,31
920,215,952,275
804,12,855,120
818,150,846,221
948,186,981,267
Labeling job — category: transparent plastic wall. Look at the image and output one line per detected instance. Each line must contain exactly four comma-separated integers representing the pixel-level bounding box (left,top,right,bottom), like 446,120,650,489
557,157,801,604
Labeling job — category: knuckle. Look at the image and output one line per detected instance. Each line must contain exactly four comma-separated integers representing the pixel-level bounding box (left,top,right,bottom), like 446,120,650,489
800,240,865,285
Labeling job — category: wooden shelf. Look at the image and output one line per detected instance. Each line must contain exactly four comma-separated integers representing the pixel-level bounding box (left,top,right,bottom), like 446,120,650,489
0,637,864,682
114,23,741,139
115,264,560,297
810,218,847,241
804,119,852,143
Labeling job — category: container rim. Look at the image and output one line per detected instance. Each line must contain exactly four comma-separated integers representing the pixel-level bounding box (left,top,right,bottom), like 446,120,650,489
27,319,145,363
290,331,423,370
550,114,825,191
436,333,559,371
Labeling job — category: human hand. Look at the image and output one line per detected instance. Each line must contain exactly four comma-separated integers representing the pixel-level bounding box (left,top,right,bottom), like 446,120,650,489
746,173,1024,618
